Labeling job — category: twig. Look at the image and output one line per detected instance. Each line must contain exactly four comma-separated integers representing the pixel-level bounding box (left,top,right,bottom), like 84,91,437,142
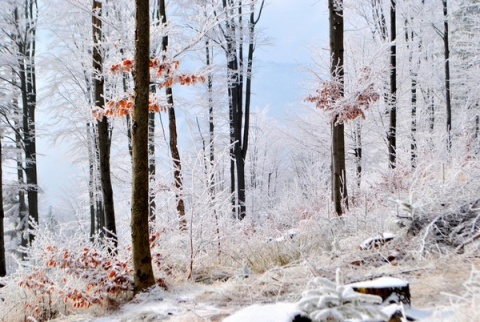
419,214,442,255
455,230,480,254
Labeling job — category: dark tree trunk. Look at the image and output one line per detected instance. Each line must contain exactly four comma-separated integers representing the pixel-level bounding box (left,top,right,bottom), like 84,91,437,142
206,39,215,193
222,0,263,220
371,0,388,41
0,136,6,277
223,0,242,219
15,2,39,244
131,0,156,293
353,122,362,188
388,0,397,169
87,122,96,242
405,19,417,169
92,0,117,250
329,0,348,216
167,90,186,231
158,0,187,231
443,0,452,152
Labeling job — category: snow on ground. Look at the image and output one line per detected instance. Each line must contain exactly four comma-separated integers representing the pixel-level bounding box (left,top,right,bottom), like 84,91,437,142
48,256,479,322
223,302,307,322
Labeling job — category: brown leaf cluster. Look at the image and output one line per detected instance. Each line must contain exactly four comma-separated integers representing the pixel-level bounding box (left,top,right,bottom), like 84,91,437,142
97,58,205,119
306,68,380,125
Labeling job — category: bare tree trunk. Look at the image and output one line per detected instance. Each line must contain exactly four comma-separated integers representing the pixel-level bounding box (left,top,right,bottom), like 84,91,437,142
158,0,187,231
148,108,156,222
222,0,263,220
443,0,452,152
87,122,96,242
12,91,28,250
131,0,156,293
405,18,417,169
15,2,39,244
0,135,6,277
388,0,397,169
371,0,388,41
222,0,241,219
353,122,362,188
92,0,117,250
329,0,348,216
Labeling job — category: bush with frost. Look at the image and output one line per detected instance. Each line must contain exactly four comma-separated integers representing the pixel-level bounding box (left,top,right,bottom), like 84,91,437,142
297,269,387,322
0,222,136,321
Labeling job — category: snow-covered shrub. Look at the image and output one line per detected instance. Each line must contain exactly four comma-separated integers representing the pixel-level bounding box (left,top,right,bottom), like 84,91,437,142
0,222,136,321
297,269,387,322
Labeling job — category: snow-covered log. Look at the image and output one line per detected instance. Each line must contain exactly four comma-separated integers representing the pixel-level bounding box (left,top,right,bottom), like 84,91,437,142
349,277,411,305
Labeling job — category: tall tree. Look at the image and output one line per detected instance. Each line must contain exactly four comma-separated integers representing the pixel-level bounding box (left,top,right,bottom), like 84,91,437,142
158,0,187,231
442,0,452,152
131,0,156,293
219,0,264,220
0,134,5,277
387,0,397,169
329,0,348,215
92,0,117,249
405,15,418,169
13,0,39,244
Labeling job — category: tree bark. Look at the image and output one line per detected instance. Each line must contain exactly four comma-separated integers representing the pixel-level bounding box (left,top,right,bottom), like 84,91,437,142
92,0,117,250
0,135,6,277
87,122,96,242
405,18,417,169
15,2,39,244
158,0,187,231
12,88,28,250
221,0,263,220
132,0,156,293
388,0,397,169
353,122,362,188
329,0,348,215
443,0,452,152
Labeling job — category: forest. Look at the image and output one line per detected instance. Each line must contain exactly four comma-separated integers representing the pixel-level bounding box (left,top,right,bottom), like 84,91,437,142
0,0,479,321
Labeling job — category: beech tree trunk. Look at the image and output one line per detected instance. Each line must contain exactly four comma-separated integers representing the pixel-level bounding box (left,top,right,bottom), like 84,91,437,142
353,122,362,188
131,0,156,293
443,0,452,152
87,122,96,241
0,135,6,277
221,0,263,220
158,0,187,231
388,0,397,169
14,2,38,244
92,0,117,250
329,0,348,215
12,89,28,250
405,18,417,169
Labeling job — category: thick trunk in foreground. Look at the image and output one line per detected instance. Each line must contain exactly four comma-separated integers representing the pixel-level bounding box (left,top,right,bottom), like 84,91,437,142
131,0,155,293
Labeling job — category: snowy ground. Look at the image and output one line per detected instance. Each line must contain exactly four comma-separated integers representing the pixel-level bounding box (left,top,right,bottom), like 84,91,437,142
48,245,479,322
